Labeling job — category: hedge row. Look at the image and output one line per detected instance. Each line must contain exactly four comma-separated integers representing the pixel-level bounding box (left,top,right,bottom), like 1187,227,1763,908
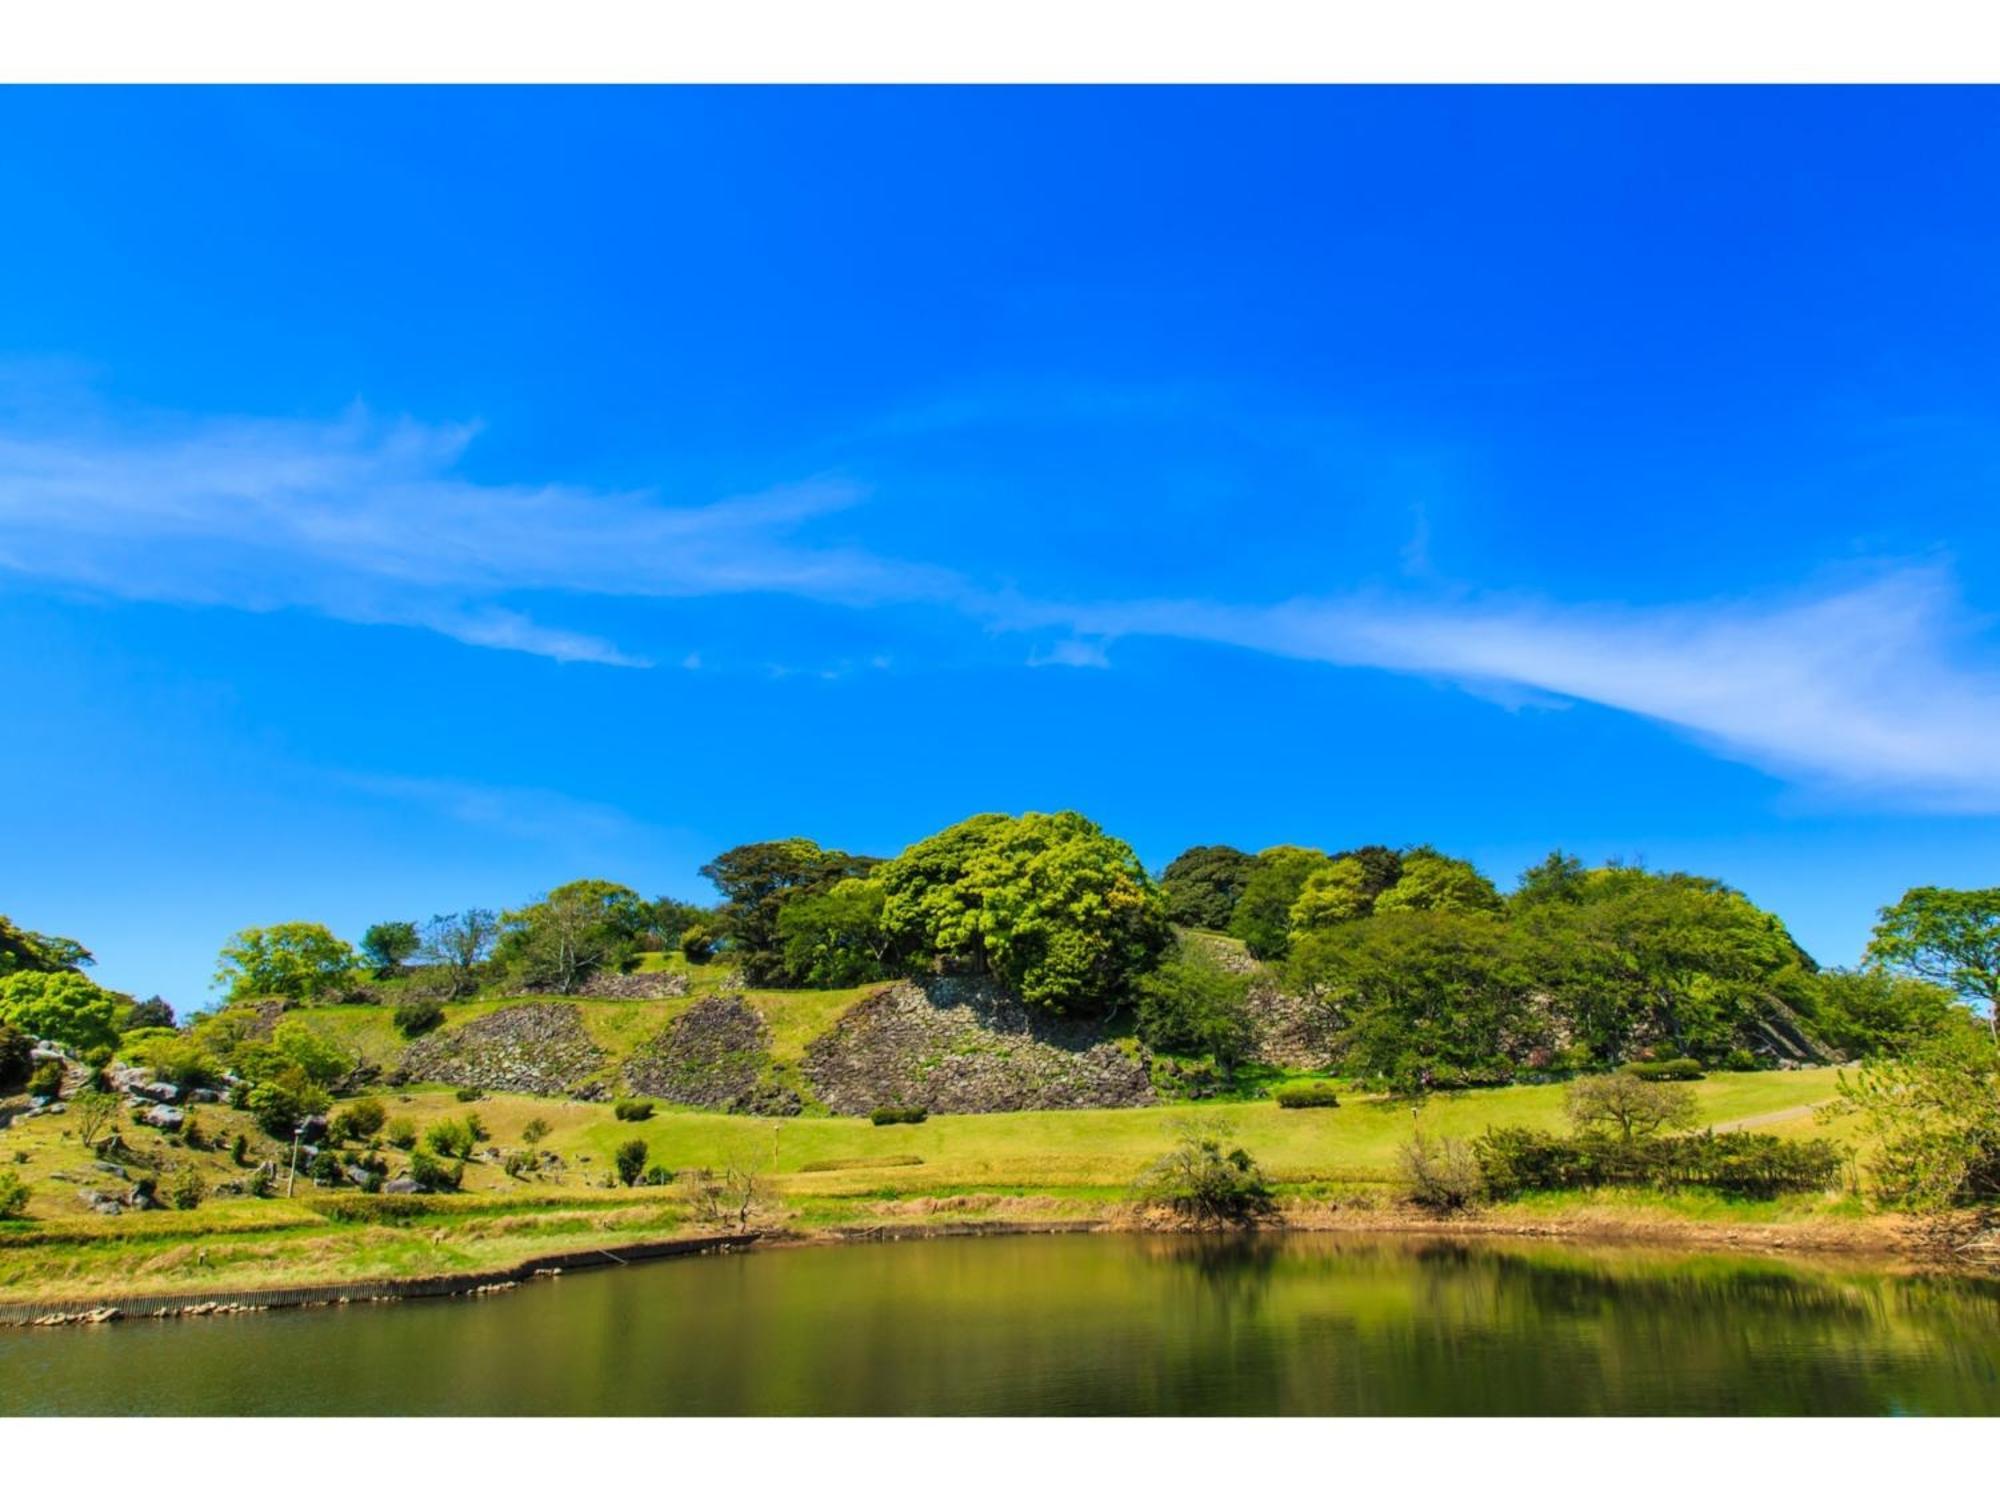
1473,1127,1842,1199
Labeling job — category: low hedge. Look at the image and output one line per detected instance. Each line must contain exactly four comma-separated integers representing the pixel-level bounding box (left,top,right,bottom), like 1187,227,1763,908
613,1098,655,1122
1624,1059,1706,1082
1274,1082,1340,1110
869,1106,928,1126
1474,1126,1841,1199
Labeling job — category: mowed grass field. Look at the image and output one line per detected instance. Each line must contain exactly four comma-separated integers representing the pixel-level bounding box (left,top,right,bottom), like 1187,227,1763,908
0,1068,1858,1303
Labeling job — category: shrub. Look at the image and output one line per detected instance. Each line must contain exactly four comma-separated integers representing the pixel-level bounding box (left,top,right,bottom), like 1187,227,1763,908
27,1060,63,1100
393,999,445,1038
1134,1124,1276,1225
614,1098,655,1122
1721,1049,1762,1073
1473,1126,1843,1199
385,1118,418,1150
641,1164,676,1187
1399,1132,1483,1212
423,1116,479,1160
317,1196,431,1223
614,1138,649,1186
521,1117,551,1145
454,1085,484,1102
309,1150,344,1186
328,1098,388,1143
870,1105,928,1126
231,1133,251,1166
1274,1081,1341,1110
166,1165,207,1210
502,1151,536,1179
0,1169,28,1219
405,1149,461,1192
247,1075,331,1139
1625,1058,1706,1082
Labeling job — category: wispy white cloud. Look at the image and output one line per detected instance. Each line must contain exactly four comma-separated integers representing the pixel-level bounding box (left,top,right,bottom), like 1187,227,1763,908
1037,567,2000,810
336,771,639,846
0,403,960,666
8,396,2000,811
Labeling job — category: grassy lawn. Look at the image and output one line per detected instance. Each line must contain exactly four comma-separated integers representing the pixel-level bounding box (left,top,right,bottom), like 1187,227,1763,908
0,1066,1858,1304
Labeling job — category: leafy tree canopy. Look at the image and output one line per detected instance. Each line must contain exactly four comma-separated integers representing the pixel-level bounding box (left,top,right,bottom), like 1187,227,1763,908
499,881,646,994
878,810,1172,1014
1810,968,1960,1059
214,922,359,1003
1373,849,1504,915
1288,856,1376,935
360,920,421,976
1159,845,1256,931
1134,939,1256,1076
0,969,124,1054
0,914,93,976
777,877,893,987
1866,886,2000,1040
701,839,880,985
1227,846,1331,959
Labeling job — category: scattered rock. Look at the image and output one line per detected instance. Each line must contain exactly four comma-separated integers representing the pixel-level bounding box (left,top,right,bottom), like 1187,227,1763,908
519,970,690,1000
381,1177,423,1195
399,1003,608,1098
140,1105,186,1132
803,979,1155,1116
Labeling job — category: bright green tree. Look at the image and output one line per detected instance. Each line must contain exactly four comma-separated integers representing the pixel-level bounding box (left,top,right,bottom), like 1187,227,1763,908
1810,968,1959,1059
777,877,894,986
879,811,1172,1014
1866,886,2000,1043
701,840,879,985
498,881,648,994
214,922,359,1003
1227,846,1332,959
1287,856,1375,936
0,915,93,977
0,970,124,1053
1373,850,1504,915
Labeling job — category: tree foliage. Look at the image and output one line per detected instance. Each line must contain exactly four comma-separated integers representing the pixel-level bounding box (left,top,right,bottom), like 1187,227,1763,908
1810,968,1958,1059
1866,886,2000,1041
1134,940,1256,1076
701,839,878,985
878,811,1172,1014
776,877,893,986
1227,846,1331,959
1159,845,1256,931
1134,1122,1276,1225
1373,849,1504,915
360,920,421,977
0,969,124,1053
499,881,646,994
0,914,93,976
1563,1071,1700,1141
214,922,359,1003
419,909,499,998
1837,1026,2000,1211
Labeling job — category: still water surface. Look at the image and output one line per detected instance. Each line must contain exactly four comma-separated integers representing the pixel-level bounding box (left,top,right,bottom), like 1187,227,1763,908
3,1232,1998,1415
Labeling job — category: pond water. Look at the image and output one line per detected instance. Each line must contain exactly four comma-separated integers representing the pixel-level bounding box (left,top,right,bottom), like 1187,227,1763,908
3,1232,1998,1415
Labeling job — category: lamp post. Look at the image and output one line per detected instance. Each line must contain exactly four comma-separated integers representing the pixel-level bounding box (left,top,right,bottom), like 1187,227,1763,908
286,1121,305,1198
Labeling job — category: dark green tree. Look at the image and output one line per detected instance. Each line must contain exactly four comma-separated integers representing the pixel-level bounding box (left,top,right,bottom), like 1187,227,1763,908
1134,941,1256,1079
0,915,93,976
361,920,421,978
701,840,880,986
1158,845,1256,931
777,878,895,986
499,881,647,994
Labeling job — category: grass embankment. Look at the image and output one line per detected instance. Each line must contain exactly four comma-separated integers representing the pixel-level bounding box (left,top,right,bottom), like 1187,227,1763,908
0,1068,1874,1307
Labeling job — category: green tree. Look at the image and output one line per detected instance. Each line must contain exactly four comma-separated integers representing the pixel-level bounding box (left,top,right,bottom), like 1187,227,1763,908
0,1021,30,1089
776,877,894,986
419,909,499,998
1809,968,1958,1059
1563,1072,1700,1141
1289,910,1529,1085
1330,844,1404,898
1866,886,2000,1043
1837,1025,2000,1211
360,920,421,977
1227,846,1331,959
1374,849,1504,915
214,922,359,1003
878,811,1172,1015
1134,1122,1275,1225
1134,941,1256,1079
121,995,175,1031
1158,845,1256,931
0,914,93,976
614,1137,650,1186
499,881,647,994
701,840,879,985
1287,856,1375,936
0,970,124,1053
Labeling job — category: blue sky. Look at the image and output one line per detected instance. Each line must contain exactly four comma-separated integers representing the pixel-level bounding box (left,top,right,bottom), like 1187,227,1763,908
3,86,1998,1010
